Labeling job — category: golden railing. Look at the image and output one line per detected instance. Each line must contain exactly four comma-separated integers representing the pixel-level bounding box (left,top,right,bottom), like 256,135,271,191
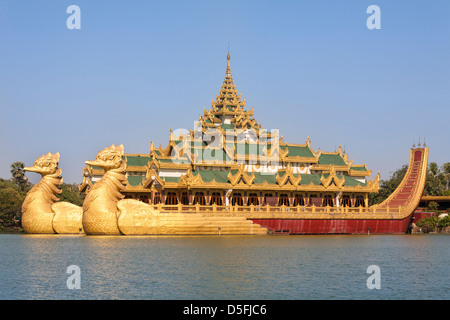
148,203,403,216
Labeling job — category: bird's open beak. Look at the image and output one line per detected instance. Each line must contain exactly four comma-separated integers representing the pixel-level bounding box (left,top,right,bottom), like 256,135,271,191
85,160,102,167
24,166,40,173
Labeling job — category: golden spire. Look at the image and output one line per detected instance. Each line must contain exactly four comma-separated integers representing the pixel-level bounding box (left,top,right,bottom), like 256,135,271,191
196,52,261,131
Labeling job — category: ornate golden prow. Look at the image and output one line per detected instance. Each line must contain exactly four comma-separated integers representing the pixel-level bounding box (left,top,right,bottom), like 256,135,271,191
82,144,127,235
22,152,83,234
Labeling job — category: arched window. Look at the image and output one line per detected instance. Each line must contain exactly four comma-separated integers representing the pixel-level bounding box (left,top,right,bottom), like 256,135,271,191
165,192,178,205
193,192,206,205
210,192,223,206
355,195,365,207
323,194,333,207
232,193,243,206
278,194,290,206
341,195,351,207
293,194,305,206
247,193,259,206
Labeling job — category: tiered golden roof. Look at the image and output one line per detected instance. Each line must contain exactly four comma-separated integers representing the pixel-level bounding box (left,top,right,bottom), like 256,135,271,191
81,53,380,208
199,53,261,132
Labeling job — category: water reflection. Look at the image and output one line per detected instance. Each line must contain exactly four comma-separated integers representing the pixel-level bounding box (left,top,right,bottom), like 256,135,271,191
0,234,448,299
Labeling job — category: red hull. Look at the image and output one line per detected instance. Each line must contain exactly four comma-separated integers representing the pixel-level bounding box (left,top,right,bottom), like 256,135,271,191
251,214,413,235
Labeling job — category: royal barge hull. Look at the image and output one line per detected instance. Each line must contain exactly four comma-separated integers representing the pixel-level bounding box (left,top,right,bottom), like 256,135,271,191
250,215,413,235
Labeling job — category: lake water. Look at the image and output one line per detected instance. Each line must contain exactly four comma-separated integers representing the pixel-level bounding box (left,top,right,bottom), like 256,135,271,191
0,233,448,300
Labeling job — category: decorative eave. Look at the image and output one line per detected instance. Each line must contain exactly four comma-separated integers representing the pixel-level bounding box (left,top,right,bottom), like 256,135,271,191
142,166,165,189
349,164,372,177
276,163,302,186
126,166,148,173
177,168,204,188
311,164,350,172
147,156,160,171
283,157,317,164
155,140,176,157
320,166,345,189
228,163,255,186
365,172,380,193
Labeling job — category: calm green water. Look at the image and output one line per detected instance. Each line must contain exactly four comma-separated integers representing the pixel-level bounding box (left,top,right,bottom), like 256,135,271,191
0,233,448,300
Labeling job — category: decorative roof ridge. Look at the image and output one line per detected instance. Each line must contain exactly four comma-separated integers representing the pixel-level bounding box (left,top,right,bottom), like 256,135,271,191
319,151,343,155
350,163,368,168
124,153,150,157
282,142,309,148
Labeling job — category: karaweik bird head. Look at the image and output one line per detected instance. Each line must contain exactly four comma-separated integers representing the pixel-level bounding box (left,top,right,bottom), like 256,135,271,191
24,152,60,177
85,144,125,171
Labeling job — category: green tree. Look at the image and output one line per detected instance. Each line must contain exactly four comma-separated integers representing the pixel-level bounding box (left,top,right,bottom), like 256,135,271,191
369,165,407,205
438,215,450,229
441,162,450,191
424,162,446,196
10,161,32,192
0,179,24,230
427,201,439,212
60,183,85,206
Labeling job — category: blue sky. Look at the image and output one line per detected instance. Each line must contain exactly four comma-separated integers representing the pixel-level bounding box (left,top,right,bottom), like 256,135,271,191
0,0,449,184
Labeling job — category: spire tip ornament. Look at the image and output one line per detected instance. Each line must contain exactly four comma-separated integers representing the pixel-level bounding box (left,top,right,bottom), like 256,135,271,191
226,52,231,75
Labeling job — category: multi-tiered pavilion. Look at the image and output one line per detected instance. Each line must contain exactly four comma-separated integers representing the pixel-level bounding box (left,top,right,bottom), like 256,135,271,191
80,54,380,209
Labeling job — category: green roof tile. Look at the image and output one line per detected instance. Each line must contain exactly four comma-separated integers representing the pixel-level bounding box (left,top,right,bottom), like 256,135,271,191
253,172,277,184
299,174,322,185
201,149,228,162
127,175,143,186
235,143,261,156
282,145,315,158
163,176,181,183
318,154,346,166
125,155,150,167
343,175,366,186
221,123,235,130
350,166,368,172
194,170,229,183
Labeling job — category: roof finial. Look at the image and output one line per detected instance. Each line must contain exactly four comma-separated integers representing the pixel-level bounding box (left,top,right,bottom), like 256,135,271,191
423,137,426,147
418,137,421,147
226,51,231,75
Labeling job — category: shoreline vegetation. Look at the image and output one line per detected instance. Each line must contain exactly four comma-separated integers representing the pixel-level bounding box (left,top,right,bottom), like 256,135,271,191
1,161,449,235
412,212,450,234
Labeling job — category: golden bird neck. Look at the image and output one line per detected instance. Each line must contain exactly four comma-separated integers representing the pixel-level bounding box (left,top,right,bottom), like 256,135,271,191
22,168,63,214
103,161,127,189
83,161,127,210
